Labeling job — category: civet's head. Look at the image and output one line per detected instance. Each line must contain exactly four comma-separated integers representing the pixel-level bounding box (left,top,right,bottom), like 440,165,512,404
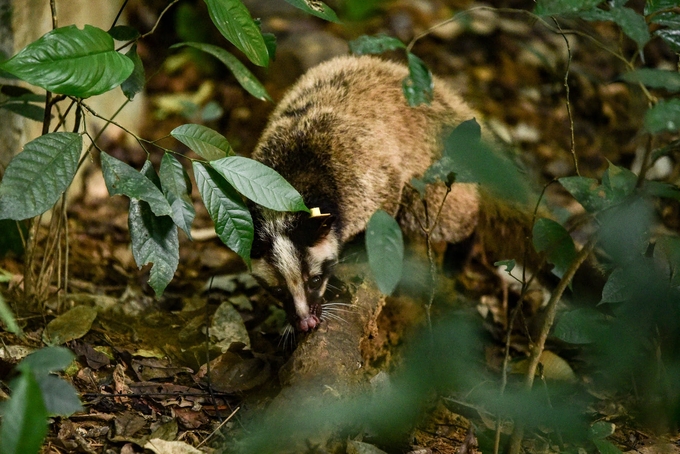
250,209,339,331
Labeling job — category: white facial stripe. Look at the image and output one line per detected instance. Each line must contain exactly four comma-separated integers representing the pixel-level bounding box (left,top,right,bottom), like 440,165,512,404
306,234,339,276
272,235,308,317
252,258,277,287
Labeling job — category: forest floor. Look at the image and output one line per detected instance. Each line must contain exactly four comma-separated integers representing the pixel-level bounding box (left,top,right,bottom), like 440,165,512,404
1,0,680,453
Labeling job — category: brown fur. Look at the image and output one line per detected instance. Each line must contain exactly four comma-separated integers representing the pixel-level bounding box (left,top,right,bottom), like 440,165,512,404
252,55,482,244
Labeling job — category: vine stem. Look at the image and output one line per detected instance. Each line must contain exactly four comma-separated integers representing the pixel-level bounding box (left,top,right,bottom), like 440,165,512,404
554,19,580,176
507,237,597,454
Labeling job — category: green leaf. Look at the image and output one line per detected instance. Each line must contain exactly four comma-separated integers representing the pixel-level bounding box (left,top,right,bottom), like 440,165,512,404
494,259,516,273
366,210,404,295
210,156,308,212
172,42,271,101
642,181,680,200
645,0,678,15
402,52,433,107
650,12,680,27
0,132,82,220
558,175,609,212
99,152,172,217
0,102,45,121
554,308,606,344
129,197,179,298
193,162,253,265
599,268,629,304
170,123,233,160
348,34,405,55
0,293,21,336
592,439,624,454
38,374,83,416
20,346,75,375
42,305,97,346
644,98,680,133
0,370,48,454
655,28,680,52
534,0,602,16
263,33,277,61
283,0,340,23
443,119,533,204
0,24,133,98
532,218,577,279
159,153,195,239
602,162,637,201
610,7,650,50
203,0,269,67
108,25,140,41
620,68,680,92
577,7,613,21
589,421,616,439
121,44,145,100
655,235,680,287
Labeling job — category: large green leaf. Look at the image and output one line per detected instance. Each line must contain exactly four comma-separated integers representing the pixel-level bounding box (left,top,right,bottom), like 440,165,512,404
159,153,195,239
620,68,680,92
644,98,680,133
534,0,602,16
172,42,271,101
366,210,404,295
99,153,172,217
203,0,269,67
37,374,83,417
18,346,74,375
283,0,340,23
554,308,606,344
532,218,577,279
210,156,308,212
645,0,678,15
0,132,82,220
402,52,433,107
0,24,133,98
171,123,233,160
0,369,48,454
193,162,253,265
349,34,405,55
610,7,650,50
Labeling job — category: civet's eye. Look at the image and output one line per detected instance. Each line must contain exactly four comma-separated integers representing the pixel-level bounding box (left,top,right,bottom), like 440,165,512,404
308,275,323,290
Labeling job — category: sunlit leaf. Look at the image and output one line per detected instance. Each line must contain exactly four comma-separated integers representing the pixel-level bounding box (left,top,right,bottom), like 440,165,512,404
193,162,253,265
0,132,82,220
170,123,233,160
366,210,404,295
210,156,308,212
203,0,269,67
349,34,405,55
0,24,133,97
283,0,340,23
172,42,271,101
100,153,172,217
159,153,195,239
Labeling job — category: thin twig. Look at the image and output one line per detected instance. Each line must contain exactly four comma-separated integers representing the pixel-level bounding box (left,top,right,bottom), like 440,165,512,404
507,237,597,454
554,19,579,176
196,406,240,448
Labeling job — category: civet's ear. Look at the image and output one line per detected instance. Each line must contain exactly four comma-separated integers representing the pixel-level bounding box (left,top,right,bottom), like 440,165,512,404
301,211,336,246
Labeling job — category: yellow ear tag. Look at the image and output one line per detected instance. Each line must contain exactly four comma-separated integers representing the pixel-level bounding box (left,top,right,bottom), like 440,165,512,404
309,207,331,218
